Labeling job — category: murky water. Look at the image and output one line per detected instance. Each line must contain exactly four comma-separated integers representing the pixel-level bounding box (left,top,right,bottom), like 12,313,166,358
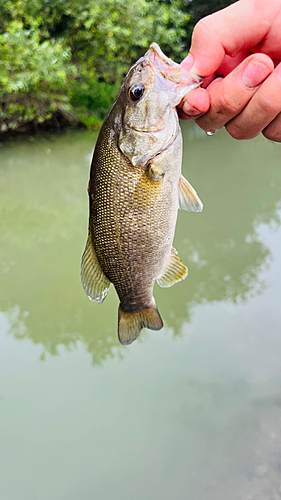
0,122,280,500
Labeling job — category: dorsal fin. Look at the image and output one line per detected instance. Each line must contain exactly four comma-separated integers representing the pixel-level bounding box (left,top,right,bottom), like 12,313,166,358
179,174,203,212
118,303,163,345
81,232,110,303
156,247,188,288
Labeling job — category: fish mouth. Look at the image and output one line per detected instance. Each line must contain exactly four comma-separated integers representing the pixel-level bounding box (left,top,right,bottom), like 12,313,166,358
149,43,171,63
145,42,203,95
146,43,182,84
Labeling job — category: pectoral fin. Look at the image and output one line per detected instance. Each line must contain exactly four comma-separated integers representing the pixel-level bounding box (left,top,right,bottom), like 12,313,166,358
157,247,188,288
179,174,203,212
81,232,110,303
118,303,163,345
147,162,165,182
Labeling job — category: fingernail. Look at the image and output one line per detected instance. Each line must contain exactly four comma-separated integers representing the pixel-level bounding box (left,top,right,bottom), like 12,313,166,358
181,53,194,72
181,100,203,116
242,58,271,88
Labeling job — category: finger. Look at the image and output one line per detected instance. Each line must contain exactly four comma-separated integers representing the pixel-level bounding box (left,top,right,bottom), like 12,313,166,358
179,59,214,119
195,54,274,132
180,53,194,72
179,54,214,119
181,50,250,79
201,73,216,89
203,77,223,93
179,77,223,119
226,63,281,140
188,1,277,76
263,112,281,142
178,87,210,120
180,55,215,91
217,50,251,77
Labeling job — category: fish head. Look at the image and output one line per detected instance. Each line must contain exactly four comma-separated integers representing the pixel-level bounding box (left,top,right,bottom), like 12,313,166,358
113,43,203,166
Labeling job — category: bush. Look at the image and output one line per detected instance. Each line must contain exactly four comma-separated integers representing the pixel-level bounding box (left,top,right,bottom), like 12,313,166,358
0,19,75,132
69,79,119,121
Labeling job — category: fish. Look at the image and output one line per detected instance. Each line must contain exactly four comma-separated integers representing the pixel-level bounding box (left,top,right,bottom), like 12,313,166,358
81,42,203,345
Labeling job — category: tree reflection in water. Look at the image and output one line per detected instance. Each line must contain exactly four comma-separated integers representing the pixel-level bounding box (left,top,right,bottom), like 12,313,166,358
0,124,280,363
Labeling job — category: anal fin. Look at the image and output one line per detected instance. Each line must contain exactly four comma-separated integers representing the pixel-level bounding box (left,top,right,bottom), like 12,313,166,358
118,303,163,345
157,247,188,288
81,232,110,304
179,174,203,212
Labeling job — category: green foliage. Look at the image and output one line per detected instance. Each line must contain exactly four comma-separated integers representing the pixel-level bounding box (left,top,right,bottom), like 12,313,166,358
60,0,189,83
0,20,73,93
184,0,236,25
77,113,103,130
70,80,119,119
0,0,235,133
0,18,75,132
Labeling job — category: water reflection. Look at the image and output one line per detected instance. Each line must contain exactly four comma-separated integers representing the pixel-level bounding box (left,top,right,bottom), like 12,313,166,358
159,126,281,332
0,124,280,362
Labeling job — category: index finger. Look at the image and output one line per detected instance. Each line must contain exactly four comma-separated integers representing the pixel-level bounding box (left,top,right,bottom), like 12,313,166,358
187,0,276,76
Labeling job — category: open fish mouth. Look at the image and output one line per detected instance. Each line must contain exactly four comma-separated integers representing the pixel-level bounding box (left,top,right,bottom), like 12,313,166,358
147,43,183,84
147,42,203,86
148,43,172,63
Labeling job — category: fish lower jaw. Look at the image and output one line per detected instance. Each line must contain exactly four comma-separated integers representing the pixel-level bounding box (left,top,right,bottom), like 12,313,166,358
131,126,165,134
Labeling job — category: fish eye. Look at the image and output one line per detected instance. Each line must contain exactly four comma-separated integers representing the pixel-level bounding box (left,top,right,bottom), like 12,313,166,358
128,83,145,102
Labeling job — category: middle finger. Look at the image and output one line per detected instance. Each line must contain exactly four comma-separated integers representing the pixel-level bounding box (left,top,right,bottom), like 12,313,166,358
226,62,281,139
195,54,274,133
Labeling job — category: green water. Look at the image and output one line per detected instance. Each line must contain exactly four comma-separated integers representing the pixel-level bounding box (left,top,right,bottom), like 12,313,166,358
0,122,280,500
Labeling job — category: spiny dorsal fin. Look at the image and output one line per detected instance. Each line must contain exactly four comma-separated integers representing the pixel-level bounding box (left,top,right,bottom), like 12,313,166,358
118,303,163,345
156,247,188,288
81,232,110,304
179,174,203,212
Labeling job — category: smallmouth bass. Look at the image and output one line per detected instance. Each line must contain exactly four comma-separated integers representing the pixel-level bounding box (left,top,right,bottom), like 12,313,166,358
81,43,203,345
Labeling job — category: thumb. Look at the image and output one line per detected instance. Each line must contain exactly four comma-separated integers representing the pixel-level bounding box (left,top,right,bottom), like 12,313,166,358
186,0,274,77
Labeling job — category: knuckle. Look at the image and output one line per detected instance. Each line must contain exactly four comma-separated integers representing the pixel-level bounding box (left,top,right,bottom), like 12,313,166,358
225,122,259,140
225,123,244,140
263,123,281,142
216,90,237,115
256,92,277,115
193,18,212,39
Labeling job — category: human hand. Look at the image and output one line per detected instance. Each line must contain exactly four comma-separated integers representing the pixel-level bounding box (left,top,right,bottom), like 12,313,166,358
179,0,281,142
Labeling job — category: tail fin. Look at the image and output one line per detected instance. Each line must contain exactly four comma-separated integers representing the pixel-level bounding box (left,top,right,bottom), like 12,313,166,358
118,304,163,345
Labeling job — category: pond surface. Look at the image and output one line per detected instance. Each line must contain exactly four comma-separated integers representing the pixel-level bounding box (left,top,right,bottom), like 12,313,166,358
0,122,281,500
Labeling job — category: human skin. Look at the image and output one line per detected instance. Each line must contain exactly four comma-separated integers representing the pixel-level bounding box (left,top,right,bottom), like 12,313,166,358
179,0,281,142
